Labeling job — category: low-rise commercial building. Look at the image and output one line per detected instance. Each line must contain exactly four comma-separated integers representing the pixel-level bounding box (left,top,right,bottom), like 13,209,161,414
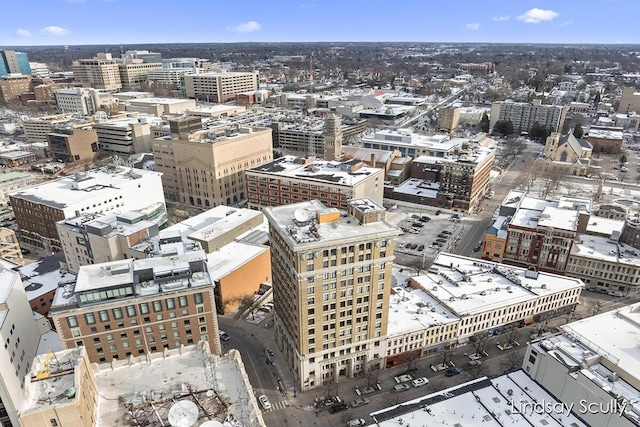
409,252,584,343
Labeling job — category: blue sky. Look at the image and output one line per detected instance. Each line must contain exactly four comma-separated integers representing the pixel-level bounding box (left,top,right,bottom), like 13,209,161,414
1,0,639,46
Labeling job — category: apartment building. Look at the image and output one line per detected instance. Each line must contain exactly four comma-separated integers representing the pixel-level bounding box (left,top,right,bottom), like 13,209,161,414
10,166,165,252
264,199,402,391
489,100,567,134
47,127,99,164
437,106,460,133
618,86,640,114
245,156,385,210
153,125,272,206
409,253,584,342
72,53,122,92
49,251,222,365
183,71,258,102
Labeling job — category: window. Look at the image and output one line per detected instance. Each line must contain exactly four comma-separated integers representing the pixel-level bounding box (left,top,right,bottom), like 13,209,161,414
67,316,78,328
194,293,203,304
112,307,123,320
179,296,188,307
85,313,96,324
166,298,175,310
126,305,136,317
153,301,162,313
98,310,109,322
139,303,150,315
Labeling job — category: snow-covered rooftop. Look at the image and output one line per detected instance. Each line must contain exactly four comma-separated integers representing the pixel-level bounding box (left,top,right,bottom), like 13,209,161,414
248,155,382,187
387,285,458,336
371,371,587,427
411,253,584,317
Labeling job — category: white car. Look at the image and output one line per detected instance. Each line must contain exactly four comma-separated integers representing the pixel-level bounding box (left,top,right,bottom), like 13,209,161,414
411,377,429,387
258,395,271,410
608,291,624,298
347,419,366,427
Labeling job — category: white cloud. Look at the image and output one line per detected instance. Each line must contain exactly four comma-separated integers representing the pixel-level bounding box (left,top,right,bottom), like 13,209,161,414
228,21,261,33
466,23,480,31
16,29,32,38
40,26,71,36
492,15,510,22
517,8,559,24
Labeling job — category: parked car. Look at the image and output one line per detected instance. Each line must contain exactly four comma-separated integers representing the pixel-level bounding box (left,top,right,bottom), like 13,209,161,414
435,210,442,215
21,248,31,255
219,331,231,341
412,222,424,228
393,383,410,392
347,419,367,427
429,243,441,249
608,291,624,298
451,213,460,219
436,238,447,243
409,228,420,234
468,360,482,366
473,245,482,252
437,233,449,239
441,230,452,235
445,368,461,377
350,398,370,408
417,244,425,251
258,395,271,410
329,403,349,414
420,216,431,222
411,377,429,387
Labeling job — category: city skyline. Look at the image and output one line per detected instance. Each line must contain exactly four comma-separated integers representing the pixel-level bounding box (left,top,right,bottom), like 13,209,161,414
1,0,639,47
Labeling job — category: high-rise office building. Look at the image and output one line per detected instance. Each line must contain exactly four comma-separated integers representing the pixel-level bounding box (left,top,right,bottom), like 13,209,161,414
264,199,401,391
0,50,31,76
183,71,259,102
72,53,121,92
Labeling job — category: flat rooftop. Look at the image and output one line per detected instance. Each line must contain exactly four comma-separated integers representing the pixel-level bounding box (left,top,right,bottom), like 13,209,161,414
264,199,400,248
571,234,640,266
95,345,261,427
9,166,161,209
371,371,587,427
387,286,458,337
391,177,439,199
206,241,268,281
411,253,584,317
248,155,382,186
562,303,640,382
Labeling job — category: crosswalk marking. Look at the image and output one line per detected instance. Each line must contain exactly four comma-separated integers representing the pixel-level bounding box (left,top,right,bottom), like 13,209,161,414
263,400,290,413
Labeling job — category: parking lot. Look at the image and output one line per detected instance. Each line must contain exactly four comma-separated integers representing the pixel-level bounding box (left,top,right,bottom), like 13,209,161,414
385,204,467,269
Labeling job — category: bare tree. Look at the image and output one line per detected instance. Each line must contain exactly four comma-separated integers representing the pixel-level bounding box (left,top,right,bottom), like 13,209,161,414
501,349,525,373
468,363,488,380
